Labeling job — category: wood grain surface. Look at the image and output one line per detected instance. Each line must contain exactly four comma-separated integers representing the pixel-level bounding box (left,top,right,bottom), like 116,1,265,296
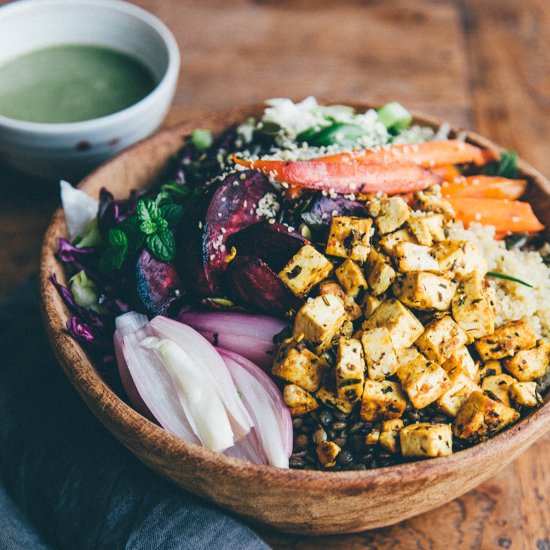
2,0,549,547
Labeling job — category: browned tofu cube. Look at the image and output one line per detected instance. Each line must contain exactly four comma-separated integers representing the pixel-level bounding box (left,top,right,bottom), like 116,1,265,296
379,419,405,453
316,441,341,467
478,360,503,381
278,244,333,297
451,271,495,339
415,316,468,363
272,338,329,392
363,293,383,318
393,242,440,273
400,423,453,457
361,380,407,422
437,373,480,417
365,428,381,445
453,392,520,441
366,248,396,296
335,338,366,403
318,281,362,321
397,354,452,409
503,343,550,381
372,196,411,234
379,228,418,255
442,345,478,381
315,380,356,414
510,381,542,408
283,384,318,416
481,374,516,406
433,240,487,280
475,320,537,361
362,299,424,350
413,186,456,218
407,213,445,246
335,259,368,298
361,327,399,380
293,294,346,354
392,272,457,311
326,216,373,262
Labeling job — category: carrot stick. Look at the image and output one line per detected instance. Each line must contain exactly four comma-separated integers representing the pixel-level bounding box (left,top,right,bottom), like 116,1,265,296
232,156,441,195
442,175,527,200
449,197,544,233
315,140,498,167
431,164,462,181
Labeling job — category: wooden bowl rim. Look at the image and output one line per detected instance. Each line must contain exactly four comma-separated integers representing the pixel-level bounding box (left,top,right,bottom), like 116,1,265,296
39,101,550,491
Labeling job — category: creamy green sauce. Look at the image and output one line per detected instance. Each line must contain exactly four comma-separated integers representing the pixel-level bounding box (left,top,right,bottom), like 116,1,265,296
0,44,156,123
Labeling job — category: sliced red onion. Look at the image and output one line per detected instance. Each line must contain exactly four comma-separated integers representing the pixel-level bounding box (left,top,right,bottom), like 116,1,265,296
219,348,292,468
178,311,287,370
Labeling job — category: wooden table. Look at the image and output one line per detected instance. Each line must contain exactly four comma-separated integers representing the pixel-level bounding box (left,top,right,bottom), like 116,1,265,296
1,0,549,547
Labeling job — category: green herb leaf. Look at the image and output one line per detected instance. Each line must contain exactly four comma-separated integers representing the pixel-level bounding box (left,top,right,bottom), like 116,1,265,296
486,271,533,288
481,151,519,178
99,229,128,272
147,229,176,262
159,203,184,226
119,215,145,253
191,129,213,151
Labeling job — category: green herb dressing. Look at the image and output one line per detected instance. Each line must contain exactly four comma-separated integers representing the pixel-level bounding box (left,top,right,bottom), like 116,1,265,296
0,44,156,123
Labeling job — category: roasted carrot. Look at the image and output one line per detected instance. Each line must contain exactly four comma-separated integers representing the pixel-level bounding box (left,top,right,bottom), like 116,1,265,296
442,175,527,200
431,164,462,182
315,140,498,167
232,156,441,195
449,197,544,233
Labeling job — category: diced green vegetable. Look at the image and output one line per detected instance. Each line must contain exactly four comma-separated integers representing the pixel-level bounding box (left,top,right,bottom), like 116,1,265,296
191,129,213,151
69,270,99,310
377,102,412,131
300,123,367,147
75,218,101,248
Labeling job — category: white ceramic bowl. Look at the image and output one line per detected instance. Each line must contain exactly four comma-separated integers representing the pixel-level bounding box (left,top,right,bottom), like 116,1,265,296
0,0,180,181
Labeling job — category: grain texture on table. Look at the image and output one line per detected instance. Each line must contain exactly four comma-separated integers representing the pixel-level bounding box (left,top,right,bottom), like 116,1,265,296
1,0,549,548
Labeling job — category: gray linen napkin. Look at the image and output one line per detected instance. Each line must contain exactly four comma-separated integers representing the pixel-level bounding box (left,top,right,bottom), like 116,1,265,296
0,278,270,550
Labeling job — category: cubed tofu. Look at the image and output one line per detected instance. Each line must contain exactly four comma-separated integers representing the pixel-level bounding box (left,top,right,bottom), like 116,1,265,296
361,327,399,380
397,346,423,366
335,259,368,298
318,281,362,321
478,360,503,381
379,419,404,453
293,294,346,354
272,338,329,392
434,240,487,280
316,441,341,467
365,428,381,445
373,197,411,234
413,186,456,218
315,380,356,414
360,380,407,422
326,216,373,262
453,391,520,441
415,316,468,363
362,299,424,350
363,293,383,318
475,320,537,361
278,244,333,297
335,338,366,403
452,271,495,339
503,343,550,381
397,355,452,409
400,423,453,458
480,374,516,406
392,272,457,311
366,248,396,296
442,345,478,381
379,228,419,255
437,373,480,417
283,384,319,416
393,242,440,273
407,213,445,246
510,381,542,408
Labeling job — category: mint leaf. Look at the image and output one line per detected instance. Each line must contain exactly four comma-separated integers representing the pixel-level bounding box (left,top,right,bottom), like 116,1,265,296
99,229,128,272
147,229,176,262
120,215,144,253
159,203,184,226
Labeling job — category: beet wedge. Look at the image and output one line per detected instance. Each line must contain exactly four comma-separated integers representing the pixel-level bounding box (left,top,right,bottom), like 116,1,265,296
233,157,440,195
227,221,308,273
136,249,184,315
225,256,300,316
315,140,498,167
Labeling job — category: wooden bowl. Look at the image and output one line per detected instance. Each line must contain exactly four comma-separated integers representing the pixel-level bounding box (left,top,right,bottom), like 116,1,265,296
39,103,550,534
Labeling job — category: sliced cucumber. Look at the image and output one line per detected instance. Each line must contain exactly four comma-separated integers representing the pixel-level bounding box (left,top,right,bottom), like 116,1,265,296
377,102,412,132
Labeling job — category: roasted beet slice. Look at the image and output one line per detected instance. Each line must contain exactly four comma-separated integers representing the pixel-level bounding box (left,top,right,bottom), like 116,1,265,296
225,256,300,316
302,194,367,231
136,249,184,315
196,170,279,294
227,221,308,273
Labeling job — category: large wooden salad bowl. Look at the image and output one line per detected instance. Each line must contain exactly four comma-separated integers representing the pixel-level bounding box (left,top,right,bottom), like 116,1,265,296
40,103,550,534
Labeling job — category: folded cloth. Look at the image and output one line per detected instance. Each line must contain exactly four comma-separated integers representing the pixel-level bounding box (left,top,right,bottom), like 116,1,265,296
0,278,269,550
